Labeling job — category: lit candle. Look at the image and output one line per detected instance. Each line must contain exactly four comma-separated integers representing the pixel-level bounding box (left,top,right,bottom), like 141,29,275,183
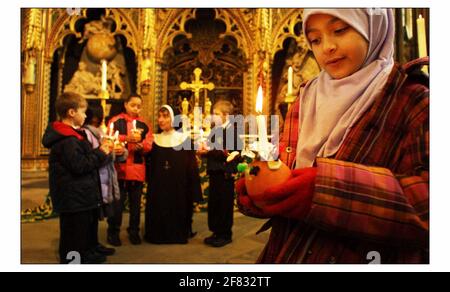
101,60,107,92
109,123,114,137
416,14,427,58
256,86,269,148
114,130,119,141
287,66,293,95
193,106,202,133
132,120,137,131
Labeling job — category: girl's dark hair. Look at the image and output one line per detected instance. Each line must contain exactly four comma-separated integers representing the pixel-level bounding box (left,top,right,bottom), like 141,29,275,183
85,103,104,126
124,93,143,103
113,93,143,116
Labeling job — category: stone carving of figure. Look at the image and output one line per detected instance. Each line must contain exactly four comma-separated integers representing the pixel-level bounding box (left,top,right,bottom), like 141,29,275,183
24,50,36,85
79,16,114,43
182,97,189,116
289,51,305,96
140,49,152,83
64,61,101,97
107,61,125,99
204,97,212,115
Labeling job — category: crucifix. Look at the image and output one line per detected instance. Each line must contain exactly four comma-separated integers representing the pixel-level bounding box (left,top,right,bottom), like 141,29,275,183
179,68,215,106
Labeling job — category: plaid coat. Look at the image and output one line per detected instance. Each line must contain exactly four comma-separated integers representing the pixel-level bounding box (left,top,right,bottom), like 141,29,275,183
242,58,429,264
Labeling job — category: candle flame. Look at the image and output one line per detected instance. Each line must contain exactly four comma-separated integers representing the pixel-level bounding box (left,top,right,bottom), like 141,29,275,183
256,86,263,114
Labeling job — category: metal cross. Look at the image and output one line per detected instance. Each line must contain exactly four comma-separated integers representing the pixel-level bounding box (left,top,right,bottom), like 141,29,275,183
179,68,215,106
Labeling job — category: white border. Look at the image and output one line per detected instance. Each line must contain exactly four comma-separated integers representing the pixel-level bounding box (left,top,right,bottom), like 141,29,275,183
5,0,449,272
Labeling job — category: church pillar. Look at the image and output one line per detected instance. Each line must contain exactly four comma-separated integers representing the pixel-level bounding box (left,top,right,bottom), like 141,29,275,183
22,8,50,170
140,8,158,130
243,60,254,116
151,60,164,131
21,77,39,168
249,8,273,117
22,52,51,170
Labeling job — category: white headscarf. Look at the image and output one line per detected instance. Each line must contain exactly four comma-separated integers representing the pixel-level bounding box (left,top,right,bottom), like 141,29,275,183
295,8,395,168
160,104,175,126
154,105,188,148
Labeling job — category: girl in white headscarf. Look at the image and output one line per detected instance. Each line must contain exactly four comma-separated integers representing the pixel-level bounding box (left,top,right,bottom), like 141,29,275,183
296,8,395,167
153,105,187,147
237,8,429,264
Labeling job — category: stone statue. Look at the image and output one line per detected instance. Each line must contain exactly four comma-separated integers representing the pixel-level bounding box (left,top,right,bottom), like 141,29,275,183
140,49,152,83
64,61,101,97
80,16,114,42
204,97,212,115
182,98,189,116
24,50,36,85
107,60,125,99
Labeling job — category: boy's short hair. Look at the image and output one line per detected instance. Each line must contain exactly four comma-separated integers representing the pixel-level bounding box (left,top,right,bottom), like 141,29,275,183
213,100,234,115
56,92,87,119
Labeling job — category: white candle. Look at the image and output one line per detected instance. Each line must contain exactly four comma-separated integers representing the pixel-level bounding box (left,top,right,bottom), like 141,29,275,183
287,66,293,95
114,130,119,141
256,86,269,146
193,106,202,133
416,14,427,58
132,120,137,131
109,123,114,137
101,60,107,92
256,85,263,114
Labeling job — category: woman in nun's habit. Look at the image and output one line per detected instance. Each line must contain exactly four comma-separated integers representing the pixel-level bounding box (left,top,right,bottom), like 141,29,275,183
145,105,202,244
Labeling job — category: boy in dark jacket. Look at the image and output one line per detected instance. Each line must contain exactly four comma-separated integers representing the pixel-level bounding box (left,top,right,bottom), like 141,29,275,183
200,100,243,247
42,92,112,264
